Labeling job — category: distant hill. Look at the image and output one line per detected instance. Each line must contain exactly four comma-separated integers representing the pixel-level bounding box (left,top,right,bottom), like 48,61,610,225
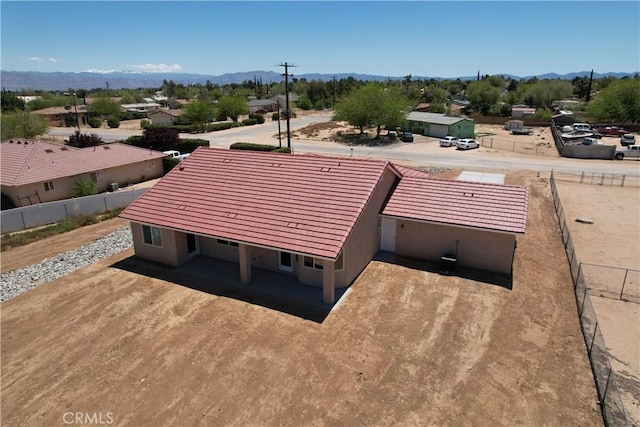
1,70,637,91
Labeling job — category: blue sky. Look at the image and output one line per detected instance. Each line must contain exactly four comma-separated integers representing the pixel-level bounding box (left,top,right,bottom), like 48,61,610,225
1,1,638,77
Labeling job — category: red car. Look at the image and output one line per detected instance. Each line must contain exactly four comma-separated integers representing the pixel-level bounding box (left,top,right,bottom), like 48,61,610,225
595,126,628,136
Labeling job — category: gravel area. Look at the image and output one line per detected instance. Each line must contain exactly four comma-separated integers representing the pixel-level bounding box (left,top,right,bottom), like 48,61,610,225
1,226,133,302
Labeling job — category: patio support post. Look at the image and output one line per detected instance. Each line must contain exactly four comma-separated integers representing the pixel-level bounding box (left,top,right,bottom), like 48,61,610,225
239,244,252,284
323,261,335,304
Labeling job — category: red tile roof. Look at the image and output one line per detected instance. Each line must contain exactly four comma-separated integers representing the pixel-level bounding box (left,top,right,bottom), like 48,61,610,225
382,177,529,234
394,165,431,179
120,148,400,260
1,140,166,186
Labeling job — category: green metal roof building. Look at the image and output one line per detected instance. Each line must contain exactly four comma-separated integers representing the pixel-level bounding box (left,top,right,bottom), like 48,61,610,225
405,112,475,139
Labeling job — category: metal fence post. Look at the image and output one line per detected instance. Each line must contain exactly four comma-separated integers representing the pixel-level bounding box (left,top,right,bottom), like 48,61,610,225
580,284,588,317
619,269,629,300
580,171,584,184
576,263,583,290
602,366,612,408
589,322,598,357
621,175,625,187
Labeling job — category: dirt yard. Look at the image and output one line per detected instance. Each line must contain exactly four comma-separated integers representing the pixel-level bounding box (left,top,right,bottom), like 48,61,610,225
1,171,603,426
554,176,640,425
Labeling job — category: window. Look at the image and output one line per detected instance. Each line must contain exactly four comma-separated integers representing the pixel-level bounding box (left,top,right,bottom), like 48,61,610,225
216,239,239,248
303,256,323,270
142,225,162,247
43,181,54,192
304,253,344,271
90,171,103,183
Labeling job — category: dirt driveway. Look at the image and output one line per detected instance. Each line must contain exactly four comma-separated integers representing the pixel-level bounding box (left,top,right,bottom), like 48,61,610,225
1,172,601,426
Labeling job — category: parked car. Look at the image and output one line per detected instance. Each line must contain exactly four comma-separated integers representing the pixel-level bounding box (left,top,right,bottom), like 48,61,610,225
456,139,480,150
614,144,640,160
620,134,636,146
399,132,414,142
163,150,190,161
581,137,600,146
439,136,459,147
595,126,628,137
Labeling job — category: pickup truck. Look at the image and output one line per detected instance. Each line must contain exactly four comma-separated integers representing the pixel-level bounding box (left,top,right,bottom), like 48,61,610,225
614,145,640,160
163,150,190,161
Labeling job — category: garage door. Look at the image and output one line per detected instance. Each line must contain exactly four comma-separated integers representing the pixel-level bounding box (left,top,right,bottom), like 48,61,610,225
429,125,449,138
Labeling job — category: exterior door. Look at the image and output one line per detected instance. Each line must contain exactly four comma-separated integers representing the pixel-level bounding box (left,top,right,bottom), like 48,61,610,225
186,233,200,257
278,251,293,272
380,218,397,252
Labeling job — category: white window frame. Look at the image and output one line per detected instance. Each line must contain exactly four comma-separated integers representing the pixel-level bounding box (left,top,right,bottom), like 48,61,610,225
142,225,163,247
43,181,54,192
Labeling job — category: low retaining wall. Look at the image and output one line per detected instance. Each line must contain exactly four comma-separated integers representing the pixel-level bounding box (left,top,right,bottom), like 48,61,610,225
559,144,616,159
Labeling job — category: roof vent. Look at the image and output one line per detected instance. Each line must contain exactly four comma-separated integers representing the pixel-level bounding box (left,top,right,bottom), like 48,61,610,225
17,141,22,144
320,167,332,172
177,205,186,210
45,149,54,153
287,222,299,228
223,158,233,163
60,147,69,151
9,140,14,144
103,146,111,150
226,212,237,218
463,192,475,197
271,163,281,167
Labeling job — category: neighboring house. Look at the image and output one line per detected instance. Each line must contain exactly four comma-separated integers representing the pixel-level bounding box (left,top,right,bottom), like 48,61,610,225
511,106,536,118
120,148,529,303
1,140,166,207
120,102,162,112
248,99,278,113
405,112,475,138
148,109,182,126
30,106,89,127
271,93,299,108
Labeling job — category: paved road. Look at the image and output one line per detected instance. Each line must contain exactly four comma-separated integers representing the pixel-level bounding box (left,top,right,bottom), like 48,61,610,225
48,113,640,176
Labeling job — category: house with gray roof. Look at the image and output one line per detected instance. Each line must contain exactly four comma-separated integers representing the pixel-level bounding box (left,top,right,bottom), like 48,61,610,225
405,112,475,138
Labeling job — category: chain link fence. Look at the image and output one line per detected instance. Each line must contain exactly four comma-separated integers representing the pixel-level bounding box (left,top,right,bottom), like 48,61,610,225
550,170,630,427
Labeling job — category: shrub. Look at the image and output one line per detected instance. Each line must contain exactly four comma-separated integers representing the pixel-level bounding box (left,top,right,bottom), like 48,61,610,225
297,96,313,110
273,147,292,153
123,135,146,147
72,179,98,197
176,139,209,153
163,156,180,174
216,113,227,121
272,112,279,121
242,118,258,126
248,113,265,124
206,122,234,132
314,100,326,110
107,116,120,128
88,117,102,128
230,142,282,152
140,119,151,129
67,130,103,147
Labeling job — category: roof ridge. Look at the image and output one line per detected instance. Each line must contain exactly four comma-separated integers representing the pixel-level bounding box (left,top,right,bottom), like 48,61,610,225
11,139,39,186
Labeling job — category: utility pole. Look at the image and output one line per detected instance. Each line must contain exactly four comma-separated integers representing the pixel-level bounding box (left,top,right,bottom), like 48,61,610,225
332,76,337,107
277,99,282,147
586,69,593,102
72,92,81,131
278,62,296,149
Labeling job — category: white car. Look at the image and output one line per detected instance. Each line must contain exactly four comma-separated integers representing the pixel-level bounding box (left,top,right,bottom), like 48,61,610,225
456,139,480,150
439,136,459,147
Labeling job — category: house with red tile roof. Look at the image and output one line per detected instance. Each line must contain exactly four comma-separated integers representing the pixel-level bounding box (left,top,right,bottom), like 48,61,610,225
120,148,529,303
1,140,166,207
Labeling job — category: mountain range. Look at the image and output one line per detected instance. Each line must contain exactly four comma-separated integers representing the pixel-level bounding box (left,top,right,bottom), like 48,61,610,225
1,70,637,91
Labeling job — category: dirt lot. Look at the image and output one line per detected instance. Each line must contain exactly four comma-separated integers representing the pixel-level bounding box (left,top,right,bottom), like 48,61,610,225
554,176,640,425
1,171,602,426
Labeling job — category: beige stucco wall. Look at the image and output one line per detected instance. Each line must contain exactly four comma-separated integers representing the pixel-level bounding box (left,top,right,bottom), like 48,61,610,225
5,159,163,207
131,222,181,267
393,219,516,276
337,168,399,287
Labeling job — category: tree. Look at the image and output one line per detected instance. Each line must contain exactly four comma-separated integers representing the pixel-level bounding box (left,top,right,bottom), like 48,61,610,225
1,91,25,112
217,95,249,122
87,97,121,121
334,83,409,137
0,111,49,140
466,81,500,114
67,130,103,147
587,78,640,123
143,127,180,150
182,99,215,129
